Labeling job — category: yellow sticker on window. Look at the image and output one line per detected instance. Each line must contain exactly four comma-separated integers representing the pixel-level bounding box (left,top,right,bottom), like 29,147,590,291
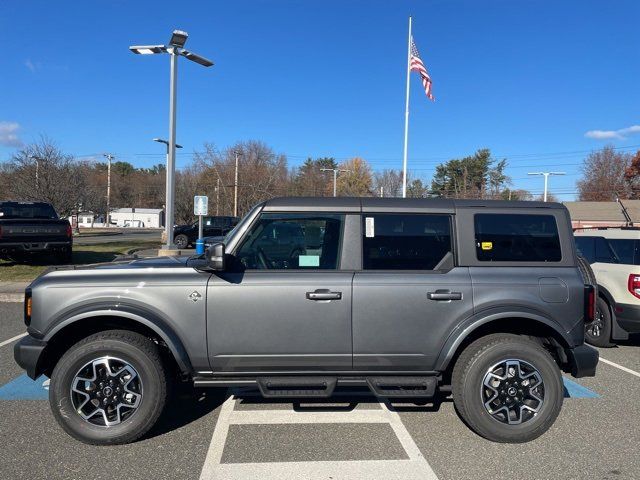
481,242,493,250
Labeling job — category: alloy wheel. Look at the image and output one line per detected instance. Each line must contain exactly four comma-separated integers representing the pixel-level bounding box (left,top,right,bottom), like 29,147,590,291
481,358,545,425
70,356,143,427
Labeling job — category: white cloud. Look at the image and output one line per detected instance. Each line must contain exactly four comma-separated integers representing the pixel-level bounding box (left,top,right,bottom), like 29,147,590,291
24,59,38,72
0,122,23,147
585,124,640,140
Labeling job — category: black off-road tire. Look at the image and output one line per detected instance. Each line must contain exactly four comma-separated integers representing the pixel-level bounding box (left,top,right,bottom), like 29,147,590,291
452,333,564,443
50,330,168,445
585,297,614,348
174,234,189,249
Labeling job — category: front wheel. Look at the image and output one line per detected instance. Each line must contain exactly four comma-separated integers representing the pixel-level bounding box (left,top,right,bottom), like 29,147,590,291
452,333,564,443
50,330,168,445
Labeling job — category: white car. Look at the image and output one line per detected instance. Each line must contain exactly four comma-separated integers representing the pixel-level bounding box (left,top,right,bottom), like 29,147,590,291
575,228,640,346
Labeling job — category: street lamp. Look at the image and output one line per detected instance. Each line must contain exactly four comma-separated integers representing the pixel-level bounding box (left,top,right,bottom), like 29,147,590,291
130,30,214,250
527,172,566,202
321,168,350,197
153,138,183,237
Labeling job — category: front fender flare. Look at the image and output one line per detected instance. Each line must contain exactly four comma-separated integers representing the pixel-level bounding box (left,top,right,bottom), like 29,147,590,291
435,306,573,372
44,305,194,374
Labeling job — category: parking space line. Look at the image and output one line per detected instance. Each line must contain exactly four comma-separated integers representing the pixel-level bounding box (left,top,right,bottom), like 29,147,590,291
0,332,26,348
199,391,439,480
600,357,640,379
0,294,23,303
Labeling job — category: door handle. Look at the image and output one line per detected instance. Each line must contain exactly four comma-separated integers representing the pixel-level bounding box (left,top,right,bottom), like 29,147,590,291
427,290,462,301
306,289,342,301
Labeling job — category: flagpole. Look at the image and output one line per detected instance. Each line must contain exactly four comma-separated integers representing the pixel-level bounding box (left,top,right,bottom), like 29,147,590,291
402,16,412,198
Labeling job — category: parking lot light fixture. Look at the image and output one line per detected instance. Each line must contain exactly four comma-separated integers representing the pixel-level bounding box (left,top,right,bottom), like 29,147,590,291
130,30,214,250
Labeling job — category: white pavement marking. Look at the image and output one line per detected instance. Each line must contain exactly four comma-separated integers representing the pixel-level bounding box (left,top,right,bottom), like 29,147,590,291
199,391,439,480
0,332,27,348
600,357,640,379
0,294,23,303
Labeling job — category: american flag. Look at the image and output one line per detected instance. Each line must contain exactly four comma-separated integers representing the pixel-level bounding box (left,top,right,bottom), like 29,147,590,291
410,36,434,101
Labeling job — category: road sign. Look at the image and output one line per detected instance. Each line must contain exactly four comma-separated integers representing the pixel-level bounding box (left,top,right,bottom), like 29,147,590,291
194,195,208,216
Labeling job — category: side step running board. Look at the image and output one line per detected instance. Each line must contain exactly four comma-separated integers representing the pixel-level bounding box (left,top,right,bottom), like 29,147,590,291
257,376,337,398
366,376,437,398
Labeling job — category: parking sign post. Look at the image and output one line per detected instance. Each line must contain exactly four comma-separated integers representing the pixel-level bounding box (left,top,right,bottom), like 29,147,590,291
194,195,208,254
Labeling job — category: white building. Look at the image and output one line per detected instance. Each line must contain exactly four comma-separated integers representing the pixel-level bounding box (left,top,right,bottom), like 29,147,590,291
109,208,164,228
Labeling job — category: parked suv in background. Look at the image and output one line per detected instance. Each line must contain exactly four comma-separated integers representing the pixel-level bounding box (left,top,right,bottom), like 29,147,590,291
0,201,72,263
15,197,598,445
575,228,640,346
172,215,239,249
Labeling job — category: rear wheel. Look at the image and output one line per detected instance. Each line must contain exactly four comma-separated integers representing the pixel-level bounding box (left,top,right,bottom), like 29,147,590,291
50,330,167,445
452,333,564,443
585,297,614,347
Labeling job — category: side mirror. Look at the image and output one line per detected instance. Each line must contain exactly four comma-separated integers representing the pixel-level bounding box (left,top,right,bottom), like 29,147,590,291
206,242,225,271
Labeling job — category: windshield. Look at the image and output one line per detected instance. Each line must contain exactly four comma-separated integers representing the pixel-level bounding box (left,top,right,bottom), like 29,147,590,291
0,203,58,219
223,205,261,244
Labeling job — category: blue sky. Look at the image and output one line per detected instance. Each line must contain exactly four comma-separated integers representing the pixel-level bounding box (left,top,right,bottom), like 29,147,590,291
1,0,639,200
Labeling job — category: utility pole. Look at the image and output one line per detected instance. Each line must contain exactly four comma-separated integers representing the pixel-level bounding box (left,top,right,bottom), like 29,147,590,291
28,155,41,192
234,150,241,217
321,168,350,197
216,177,220,216
103,154,114,226
527,172,565,202
380,186,384,198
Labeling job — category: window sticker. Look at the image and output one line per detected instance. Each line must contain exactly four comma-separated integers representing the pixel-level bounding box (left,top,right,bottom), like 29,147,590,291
299,255,320,267
365,217,375,238
481,241,493,251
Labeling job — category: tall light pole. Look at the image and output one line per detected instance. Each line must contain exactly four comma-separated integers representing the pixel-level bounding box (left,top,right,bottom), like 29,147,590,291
130,30,214,250
103,154,114,226
527,172,565,202
321,168,350,197
153,138,183,237
233,150,242,217
28,154,41,192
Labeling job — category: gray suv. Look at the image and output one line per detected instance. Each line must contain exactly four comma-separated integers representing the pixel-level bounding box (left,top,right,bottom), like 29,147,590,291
14,197,598,445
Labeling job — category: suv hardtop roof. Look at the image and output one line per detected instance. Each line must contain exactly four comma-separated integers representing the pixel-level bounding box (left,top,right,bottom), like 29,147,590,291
261,196,564,213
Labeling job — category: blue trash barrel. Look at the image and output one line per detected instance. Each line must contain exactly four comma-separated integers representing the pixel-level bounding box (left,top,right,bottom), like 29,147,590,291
196,239,205,255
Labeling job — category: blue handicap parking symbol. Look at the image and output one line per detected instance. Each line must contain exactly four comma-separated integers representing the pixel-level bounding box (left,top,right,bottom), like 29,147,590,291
0,374,49,400
563,377,600,399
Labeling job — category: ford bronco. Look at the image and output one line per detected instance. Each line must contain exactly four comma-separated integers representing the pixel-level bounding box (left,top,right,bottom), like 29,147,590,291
14,197,598,444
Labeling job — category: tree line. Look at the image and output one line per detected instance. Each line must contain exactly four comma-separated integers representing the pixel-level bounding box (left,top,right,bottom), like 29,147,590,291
3,136,591,223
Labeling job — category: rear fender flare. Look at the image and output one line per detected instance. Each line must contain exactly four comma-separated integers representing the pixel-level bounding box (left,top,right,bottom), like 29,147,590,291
435,307,572,372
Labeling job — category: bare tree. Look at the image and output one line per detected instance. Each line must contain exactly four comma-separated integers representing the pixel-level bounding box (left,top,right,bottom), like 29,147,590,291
577,145,632,201
6,137,86,215
373,169,402,197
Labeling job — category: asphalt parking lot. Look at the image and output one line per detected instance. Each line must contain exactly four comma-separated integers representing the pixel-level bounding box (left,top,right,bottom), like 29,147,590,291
1,299,639,480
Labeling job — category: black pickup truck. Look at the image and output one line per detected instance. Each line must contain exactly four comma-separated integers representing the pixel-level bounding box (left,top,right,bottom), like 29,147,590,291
0,201,72,262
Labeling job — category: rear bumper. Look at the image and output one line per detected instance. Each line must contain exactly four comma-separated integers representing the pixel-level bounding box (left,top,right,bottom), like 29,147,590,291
567,344,599,378
0,241,71,255
14,336,47,379
614,302,640,333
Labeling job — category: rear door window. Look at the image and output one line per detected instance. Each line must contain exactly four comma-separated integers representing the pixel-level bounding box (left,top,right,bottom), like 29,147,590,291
607,239,639,265
362,214,453,270
574,236,595,263
474,214,561,262
595,237,617,263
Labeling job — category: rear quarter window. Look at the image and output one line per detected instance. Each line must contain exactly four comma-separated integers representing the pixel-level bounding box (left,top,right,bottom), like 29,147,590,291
474,214,561,262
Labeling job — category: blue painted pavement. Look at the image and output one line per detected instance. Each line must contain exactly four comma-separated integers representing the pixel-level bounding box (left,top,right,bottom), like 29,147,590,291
0,374,600,401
